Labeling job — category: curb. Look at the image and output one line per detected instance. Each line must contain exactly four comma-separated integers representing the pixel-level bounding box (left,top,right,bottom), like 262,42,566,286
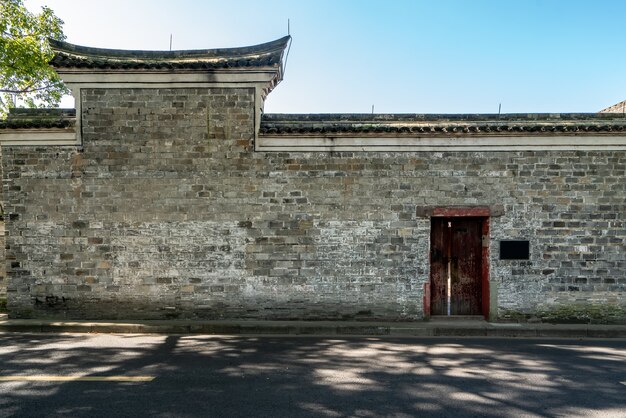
1,319,626,338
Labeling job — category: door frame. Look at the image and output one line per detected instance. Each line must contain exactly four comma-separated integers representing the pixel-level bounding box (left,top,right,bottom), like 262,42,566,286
425,207,490,319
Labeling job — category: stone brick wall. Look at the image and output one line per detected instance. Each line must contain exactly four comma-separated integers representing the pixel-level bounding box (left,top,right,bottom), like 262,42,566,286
2,87,625,321
0,141,5,310
0,221,5,311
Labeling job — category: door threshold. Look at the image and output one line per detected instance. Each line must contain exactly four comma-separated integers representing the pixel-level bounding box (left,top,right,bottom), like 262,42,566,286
429,315,486,321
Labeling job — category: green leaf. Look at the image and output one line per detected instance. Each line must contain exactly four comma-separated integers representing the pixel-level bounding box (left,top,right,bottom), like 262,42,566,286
0,0,69,117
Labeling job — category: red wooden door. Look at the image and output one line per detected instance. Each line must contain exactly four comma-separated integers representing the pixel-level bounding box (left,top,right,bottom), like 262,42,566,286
430,218,483,315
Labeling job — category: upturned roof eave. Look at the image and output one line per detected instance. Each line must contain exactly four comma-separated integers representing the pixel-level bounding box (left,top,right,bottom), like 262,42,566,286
49,36,290,61
48,36,291,71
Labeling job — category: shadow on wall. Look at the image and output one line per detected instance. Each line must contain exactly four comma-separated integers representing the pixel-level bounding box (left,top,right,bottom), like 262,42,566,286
0,334,624,417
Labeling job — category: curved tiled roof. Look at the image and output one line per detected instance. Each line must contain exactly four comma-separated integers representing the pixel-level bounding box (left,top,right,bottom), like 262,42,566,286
49,36,291,70
260,113,626,136
0,108,75,129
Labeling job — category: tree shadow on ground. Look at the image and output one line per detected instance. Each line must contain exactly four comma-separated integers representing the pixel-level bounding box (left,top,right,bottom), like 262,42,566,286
0,334,625,417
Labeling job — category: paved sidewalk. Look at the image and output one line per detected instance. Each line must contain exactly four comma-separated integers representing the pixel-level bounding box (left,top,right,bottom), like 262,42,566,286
1,313,625,338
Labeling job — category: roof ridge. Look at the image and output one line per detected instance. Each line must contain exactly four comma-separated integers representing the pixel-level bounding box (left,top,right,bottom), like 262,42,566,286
262,113,626,122
260,113,626,136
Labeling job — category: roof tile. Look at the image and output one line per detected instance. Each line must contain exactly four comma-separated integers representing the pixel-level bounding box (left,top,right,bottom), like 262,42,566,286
0,108,75,130
260,113,626,136
49,37,290,70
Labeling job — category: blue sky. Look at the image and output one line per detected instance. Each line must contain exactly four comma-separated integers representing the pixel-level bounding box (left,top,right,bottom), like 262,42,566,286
26,0,626,114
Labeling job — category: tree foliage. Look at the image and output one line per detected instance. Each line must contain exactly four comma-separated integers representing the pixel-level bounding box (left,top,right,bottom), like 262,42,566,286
0,0,69,117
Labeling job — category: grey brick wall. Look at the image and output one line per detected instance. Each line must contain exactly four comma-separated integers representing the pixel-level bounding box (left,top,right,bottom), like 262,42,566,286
0,142,5,310
0,221,4,310
3,87,625,322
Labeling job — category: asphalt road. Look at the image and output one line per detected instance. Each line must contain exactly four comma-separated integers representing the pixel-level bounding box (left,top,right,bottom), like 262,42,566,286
0,334,624,417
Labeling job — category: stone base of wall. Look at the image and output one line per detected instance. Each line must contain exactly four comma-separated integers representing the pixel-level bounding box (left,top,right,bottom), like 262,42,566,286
500,303,626,324
7,298,422,321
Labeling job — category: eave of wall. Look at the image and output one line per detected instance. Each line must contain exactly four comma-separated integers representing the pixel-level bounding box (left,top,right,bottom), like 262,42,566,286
0,127,77,146
55,68,281,89
255,134,626,152
0,109,78,146
258,113,626,152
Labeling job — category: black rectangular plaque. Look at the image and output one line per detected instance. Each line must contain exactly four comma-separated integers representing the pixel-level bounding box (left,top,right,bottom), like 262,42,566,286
499,240,530,260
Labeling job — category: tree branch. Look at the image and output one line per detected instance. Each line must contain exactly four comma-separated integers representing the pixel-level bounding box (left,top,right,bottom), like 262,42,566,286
0,84,54,94
1,29,40,38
